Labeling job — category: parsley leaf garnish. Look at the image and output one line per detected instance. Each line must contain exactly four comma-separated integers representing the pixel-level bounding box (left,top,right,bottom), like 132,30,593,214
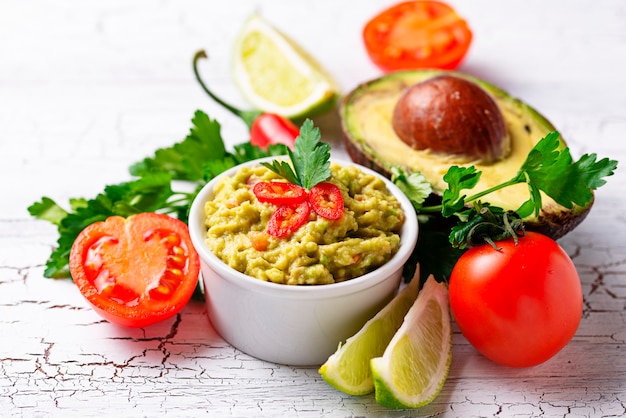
389,166,432,211
442,132,618,220
441,166,481,217
409,131,619,222
514,132,616,216
129,110,227,181
392,130,618,281
261,119,331,189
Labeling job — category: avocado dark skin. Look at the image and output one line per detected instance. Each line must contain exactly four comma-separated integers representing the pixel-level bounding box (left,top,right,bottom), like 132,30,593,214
340,70,592,240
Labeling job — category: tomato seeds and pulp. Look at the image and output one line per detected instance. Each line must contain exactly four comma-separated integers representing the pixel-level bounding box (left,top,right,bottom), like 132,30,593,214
69,212,200,328
363,0,472,72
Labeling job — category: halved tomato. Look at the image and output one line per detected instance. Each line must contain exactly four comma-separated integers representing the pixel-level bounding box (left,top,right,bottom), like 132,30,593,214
69,212,200,328
363,0,473,72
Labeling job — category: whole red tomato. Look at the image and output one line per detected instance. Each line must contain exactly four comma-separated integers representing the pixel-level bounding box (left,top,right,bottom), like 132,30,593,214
69,212,200,328
448,232,582,368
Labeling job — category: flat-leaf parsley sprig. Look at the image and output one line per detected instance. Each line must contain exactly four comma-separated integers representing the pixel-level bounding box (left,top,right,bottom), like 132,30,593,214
392,131,618,280
254,119,345,237
261,119,331,190
437,132,617,221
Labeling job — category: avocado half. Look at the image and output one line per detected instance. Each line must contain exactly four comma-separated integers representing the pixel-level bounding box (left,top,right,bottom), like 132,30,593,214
340,70,591,239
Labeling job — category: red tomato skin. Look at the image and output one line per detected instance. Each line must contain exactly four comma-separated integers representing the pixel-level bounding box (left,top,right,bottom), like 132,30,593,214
363,0,472,72
449,232,582,368
69,213,200,328
250,113,300,150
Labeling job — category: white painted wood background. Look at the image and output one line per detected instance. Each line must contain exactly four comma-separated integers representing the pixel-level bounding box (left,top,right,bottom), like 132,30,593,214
1,0,625,416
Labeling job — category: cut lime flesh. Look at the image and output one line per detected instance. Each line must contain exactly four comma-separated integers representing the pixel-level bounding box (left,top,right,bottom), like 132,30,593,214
319,272,421,395
371,275,452,409
232,14,339,119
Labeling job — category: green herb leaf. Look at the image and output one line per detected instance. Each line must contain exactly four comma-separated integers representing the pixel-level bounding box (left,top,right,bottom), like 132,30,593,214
261,160,300,185
513,131,569,216
130,110,226,181
232,142,290,164
516,132,618,215
27,197,69,226
536,152,617,209
293,119,331,189
390,166,432,210
449,203,523,249
441,166,481,217
262,119,331,189
434,131,618,249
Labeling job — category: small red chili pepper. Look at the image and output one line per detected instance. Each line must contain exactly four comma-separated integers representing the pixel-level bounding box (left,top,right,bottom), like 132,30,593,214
193,50,299,150
267,201,311,238
250,113,300,149
252,181,307,205
308,182,344,220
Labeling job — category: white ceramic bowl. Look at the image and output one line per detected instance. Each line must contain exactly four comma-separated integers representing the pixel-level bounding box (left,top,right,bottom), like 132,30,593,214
189,157,418,366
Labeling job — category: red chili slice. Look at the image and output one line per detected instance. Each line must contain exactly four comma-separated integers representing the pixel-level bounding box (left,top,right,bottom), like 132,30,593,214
309,182,344,220
267,201,311,238
253,181,308,205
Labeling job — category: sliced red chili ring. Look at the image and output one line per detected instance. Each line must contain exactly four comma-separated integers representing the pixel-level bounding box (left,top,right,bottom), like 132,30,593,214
253,181,308,205
266,201,311,238
308,182,344,220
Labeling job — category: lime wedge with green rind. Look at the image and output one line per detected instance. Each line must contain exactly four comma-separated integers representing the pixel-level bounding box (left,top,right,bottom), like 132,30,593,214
232,14,339,120
371,275,452,409
319,272,421,395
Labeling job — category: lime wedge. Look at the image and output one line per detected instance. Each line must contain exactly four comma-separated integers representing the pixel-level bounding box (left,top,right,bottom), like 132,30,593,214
232,14,339,119
319,272,421,396
371,275,452,409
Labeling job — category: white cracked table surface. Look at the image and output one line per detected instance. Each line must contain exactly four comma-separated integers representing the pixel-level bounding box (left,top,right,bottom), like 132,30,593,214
1,1,625,417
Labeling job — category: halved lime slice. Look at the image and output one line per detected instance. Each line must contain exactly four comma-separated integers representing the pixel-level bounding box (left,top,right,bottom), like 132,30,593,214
319,272,421,395
371,275,452,409
232,14,339,119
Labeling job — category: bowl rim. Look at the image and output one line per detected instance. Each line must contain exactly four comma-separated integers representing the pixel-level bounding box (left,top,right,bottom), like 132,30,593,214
189,156,418,299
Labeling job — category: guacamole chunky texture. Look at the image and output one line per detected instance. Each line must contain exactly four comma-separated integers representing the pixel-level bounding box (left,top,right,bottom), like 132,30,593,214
203,163,405,285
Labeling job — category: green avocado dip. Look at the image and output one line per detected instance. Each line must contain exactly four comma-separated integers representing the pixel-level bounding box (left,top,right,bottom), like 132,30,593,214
203,162,405,285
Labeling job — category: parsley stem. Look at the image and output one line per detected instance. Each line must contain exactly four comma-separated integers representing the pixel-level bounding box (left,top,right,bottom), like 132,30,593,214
418,177,522,215
418,205,444,213
463,177,522,204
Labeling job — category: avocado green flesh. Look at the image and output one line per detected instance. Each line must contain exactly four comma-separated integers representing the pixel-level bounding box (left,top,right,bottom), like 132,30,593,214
340,70,590,237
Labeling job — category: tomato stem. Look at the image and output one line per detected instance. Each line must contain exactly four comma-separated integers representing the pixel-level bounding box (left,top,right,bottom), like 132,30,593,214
192,50,261,130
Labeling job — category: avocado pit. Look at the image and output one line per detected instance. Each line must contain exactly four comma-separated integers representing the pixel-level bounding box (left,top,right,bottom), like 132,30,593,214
392,75,511,164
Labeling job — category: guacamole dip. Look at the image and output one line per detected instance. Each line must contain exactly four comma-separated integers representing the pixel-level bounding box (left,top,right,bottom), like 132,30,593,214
203,163,405,285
